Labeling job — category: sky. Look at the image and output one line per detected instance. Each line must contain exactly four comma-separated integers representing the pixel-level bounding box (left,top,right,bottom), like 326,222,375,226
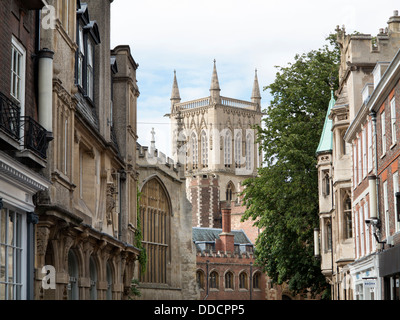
110,1,400,157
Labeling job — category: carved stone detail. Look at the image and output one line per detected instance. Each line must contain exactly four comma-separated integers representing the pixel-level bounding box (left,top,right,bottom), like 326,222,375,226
37,225,51,256
106,183,116,225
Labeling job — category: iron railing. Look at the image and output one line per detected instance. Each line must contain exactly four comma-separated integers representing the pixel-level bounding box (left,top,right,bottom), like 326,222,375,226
0,92,20,139
0,92,49,159
20,116,48,159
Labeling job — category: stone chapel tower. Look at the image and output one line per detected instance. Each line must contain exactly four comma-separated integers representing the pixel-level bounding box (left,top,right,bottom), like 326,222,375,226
168,61,263,229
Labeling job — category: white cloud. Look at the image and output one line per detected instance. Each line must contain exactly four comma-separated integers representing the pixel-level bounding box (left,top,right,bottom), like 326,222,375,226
111,1,400,154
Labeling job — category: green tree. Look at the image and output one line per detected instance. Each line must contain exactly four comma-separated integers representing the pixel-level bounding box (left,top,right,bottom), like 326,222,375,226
242,35,340,297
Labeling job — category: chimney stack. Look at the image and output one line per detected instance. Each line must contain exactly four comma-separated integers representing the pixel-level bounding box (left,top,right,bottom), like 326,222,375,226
216,202,234,253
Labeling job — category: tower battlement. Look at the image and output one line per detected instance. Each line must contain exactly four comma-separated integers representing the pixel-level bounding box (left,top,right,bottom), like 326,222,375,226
136,142,184,178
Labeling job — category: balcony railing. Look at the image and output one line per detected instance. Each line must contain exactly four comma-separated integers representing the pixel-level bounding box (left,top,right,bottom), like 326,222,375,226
20,116,49,159
0,92,49,159
0,92,20,139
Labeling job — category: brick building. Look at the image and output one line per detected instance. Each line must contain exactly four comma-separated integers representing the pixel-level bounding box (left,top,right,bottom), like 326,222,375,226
366,45,400,299
343,11,400,300
193,204,266,300
0,0,51,300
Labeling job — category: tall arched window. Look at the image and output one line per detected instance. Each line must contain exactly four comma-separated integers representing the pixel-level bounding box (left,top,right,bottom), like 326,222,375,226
196,270,205,290
226,182,235,202
201,131,208,168
344,194,352,239
325,173,330,196
210,271,219,289
252,271,261,290
139,178,171,284
239,271,248,290
67,250,79,300
245,132,253,171
225,271,234,289
326,219,332,251
235,131,242,168
89,257,97,300
191,132,198,169
224,130,232,167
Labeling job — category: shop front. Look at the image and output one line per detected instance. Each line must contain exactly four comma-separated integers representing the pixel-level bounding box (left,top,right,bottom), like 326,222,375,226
349,252,381,300
379,245,400,300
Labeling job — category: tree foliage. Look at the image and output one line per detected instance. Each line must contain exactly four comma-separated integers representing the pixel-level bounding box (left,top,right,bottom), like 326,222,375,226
241,36,340,297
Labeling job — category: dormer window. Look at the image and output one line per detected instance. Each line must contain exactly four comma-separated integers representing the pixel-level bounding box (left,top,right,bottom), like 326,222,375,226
86,39,94,100
77,24,84,87
75,3,100,103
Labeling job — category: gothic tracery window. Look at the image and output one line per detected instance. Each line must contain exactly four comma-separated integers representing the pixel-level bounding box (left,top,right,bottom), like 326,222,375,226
246,133,253,171
191,132,198,170
226,182,235,202
210,271,219,289
224,130,232,167
139,178,171,284
239,272,248,290
235,131,242,168
225,271,234,289
196,270,205,290
201,130,208,168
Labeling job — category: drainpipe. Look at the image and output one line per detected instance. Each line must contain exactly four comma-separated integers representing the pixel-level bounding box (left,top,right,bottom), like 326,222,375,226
204,260,209,300
370,111,386,246
249,262,253,300
37,48,54,140
371,111,380,220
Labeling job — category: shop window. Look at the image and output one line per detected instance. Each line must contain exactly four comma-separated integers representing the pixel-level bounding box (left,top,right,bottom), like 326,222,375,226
0,208,25,300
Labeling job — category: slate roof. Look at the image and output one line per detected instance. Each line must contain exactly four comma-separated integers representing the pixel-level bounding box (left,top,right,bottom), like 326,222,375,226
192,227,252,245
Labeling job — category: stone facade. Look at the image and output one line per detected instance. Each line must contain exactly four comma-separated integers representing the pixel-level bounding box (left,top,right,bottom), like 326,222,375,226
0,0,51,300
135,141,199,300
33,0,140,300
168,61,263,231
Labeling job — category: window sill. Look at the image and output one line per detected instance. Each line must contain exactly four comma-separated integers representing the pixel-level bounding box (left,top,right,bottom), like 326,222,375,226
390,142,397,150
380,153,386,159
